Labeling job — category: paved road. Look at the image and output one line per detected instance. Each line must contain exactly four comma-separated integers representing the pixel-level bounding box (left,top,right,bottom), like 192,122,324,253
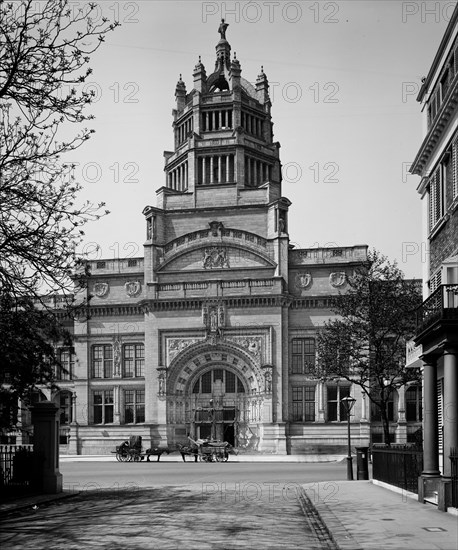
0,462,346,549
59,460,347,492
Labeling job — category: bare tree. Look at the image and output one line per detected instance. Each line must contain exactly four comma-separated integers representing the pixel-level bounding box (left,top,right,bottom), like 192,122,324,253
0,0,119,303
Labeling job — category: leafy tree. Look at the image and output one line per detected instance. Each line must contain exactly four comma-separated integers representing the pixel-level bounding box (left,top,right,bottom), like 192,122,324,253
314,250,422,446
0,0,119,302
0,293,72,431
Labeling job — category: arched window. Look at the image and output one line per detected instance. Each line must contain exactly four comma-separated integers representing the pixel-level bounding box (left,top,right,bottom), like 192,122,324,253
192,368,245,394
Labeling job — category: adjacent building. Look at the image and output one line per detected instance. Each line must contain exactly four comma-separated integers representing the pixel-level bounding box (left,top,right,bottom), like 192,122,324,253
410,5,458,509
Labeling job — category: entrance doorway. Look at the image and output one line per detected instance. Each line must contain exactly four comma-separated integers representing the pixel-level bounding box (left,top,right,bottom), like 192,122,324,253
190,367,246,445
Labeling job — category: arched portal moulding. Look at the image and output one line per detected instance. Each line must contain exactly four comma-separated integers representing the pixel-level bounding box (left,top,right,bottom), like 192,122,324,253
166,339,266,395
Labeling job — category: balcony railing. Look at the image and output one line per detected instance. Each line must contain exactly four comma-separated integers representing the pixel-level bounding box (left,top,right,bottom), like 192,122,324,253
416,284,458,335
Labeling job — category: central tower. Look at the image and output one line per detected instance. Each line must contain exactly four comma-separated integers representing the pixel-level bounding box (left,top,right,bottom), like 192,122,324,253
142,21,291,452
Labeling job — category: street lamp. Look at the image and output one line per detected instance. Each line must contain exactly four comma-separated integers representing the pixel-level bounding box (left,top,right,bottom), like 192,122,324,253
341,395,357,480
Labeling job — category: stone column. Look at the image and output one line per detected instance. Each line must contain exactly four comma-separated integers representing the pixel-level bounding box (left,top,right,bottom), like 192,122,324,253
202,157,206,184
316,382,325,422
226,155,230,182
422,359,440,476
442,346,458,478
210,156,214,183
218,156,222,183
113,385,121,424
31,402,63,494
396,386,407,444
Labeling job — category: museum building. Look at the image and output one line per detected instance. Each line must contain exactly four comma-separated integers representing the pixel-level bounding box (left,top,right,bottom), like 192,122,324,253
23,23,421,455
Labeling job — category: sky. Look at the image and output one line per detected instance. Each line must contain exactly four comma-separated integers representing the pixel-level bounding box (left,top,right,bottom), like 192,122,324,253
64,0,453,278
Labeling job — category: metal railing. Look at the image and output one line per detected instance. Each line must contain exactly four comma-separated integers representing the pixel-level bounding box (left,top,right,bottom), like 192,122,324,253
451,447,458,508
372,445,423,494
0,445,35,491
416,284,458,334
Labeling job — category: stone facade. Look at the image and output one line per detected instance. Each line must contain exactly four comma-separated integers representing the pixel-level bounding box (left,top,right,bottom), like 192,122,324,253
10,23,416,455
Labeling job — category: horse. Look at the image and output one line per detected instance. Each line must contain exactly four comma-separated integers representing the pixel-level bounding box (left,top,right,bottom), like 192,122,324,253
143,447,175,462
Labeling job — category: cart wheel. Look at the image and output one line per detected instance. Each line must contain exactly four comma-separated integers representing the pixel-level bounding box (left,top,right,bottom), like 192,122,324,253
215,454,224,462
133,454,141,462
198,454,205,462
116,452,122,462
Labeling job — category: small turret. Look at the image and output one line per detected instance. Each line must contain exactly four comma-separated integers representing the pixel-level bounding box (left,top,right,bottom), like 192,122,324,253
193,56,207,94
256,66,270,105
175,74,186,112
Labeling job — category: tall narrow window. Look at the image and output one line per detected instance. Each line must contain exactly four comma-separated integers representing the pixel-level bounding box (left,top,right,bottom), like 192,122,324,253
92,345,113,378
291,338,316,374
406,386,422,422
124,389,145,424
326,385,351,421
292,386,316,422
123,344,144,378
57,348,75,380
93,390,114,424
59,391,72,425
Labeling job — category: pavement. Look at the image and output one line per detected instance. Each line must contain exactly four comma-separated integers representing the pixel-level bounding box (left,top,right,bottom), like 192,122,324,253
1,475,457,549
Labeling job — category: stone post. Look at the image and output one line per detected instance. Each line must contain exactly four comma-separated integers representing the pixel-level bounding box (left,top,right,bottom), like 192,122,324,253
31,401,63,494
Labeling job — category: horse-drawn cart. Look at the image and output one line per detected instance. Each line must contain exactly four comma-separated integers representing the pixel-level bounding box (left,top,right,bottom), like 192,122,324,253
114,435,237,462
114,436,172,462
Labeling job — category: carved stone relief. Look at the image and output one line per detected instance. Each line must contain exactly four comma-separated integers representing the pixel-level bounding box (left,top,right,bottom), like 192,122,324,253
125,281,141,297
329,272,346,287
93,282,109,297
295,272,312,289
202,247,229,269
167,338,204,365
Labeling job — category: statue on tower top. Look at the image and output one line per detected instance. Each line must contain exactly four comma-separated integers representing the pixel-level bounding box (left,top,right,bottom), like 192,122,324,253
218,18,229,40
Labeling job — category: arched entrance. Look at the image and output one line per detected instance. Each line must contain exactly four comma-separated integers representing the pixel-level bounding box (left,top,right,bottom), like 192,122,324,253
190,367,246,445
165,342,266,448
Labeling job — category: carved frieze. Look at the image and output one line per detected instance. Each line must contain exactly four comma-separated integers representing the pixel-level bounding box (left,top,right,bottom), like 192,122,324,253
167,337,204,365
226,336,263,364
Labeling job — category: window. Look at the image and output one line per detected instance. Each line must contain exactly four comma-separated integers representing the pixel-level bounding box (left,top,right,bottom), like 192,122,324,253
59,391,72,425
291,338,316,374
124,389,145,424
371,392,395,422
326,385,351,421
93,390,114,424
292,386,316,422
57,348,74,380
92,345,113,378
406,386,422,422
123,344,144,377
192,369,245,394
429,165,444,231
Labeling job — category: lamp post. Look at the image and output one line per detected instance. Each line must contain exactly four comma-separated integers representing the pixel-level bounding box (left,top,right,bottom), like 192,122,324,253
341,395,357,480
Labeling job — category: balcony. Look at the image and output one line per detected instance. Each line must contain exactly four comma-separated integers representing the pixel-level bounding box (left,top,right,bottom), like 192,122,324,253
416,284,458,338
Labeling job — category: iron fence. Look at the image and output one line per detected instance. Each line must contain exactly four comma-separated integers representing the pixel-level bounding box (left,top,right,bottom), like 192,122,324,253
416,284,458,333
0,444,36,497
372,445,423,494
450,447,458,508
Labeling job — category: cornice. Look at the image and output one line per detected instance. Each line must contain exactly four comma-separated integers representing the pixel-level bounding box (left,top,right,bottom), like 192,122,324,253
411,77,458,175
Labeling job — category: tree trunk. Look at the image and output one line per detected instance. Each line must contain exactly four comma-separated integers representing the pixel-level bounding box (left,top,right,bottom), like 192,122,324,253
379,401,391,447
